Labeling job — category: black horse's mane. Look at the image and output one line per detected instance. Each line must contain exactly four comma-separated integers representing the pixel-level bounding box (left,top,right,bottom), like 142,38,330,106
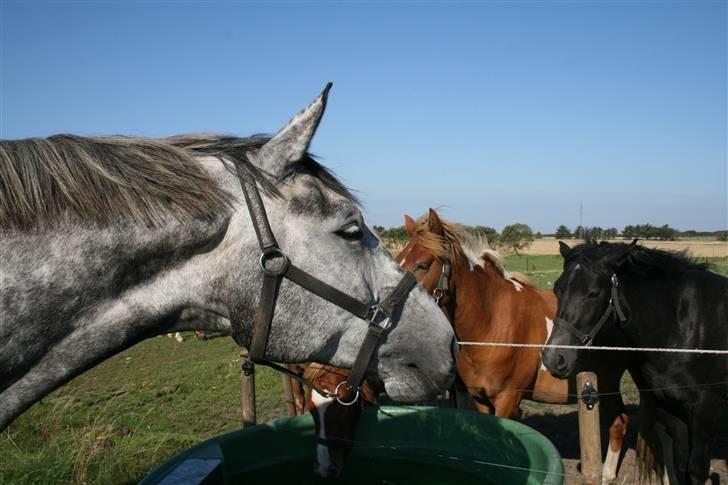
569,241,710,277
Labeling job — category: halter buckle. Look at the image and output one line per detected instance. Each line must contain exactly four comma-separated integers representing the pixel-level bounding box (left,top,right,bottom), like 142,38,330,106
611,274,619,287
334,381,360,406
432,287,446,304
368,304,392,331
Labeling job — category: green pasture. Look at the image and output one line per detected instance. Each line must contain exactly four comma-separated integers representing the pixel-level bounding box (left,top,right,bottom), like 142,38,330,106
1,255,726,484
0,337,288,484
503,254,564,288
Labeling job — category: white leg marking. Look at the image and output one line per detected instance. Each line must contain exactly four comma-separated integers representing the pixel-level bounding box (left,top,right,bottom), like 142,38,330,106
602,446,620,482
312,392,335,477
540,317,555,371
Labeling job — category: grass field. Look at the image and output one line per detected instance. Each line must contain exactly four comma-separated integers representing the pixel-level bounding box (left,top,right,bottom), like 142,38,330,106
0,337,288,484
1,255,726,484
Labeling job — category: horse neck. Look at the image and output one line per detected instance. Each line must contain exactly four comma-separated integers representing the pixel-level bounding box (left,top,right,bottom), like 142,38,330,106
449,254,510,340
0,218,234,431
614,269,686,347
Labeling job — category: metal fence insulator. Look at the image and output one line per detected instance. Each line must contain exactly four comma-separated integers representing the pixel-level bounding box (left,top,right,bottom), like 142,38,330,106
581,380,599,410
242,359,255,376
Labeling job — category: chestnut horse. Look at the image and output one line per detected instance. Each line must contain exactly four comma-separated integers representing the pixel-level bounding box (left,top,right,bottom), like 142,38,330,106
287,363,378,479
396,209,631,482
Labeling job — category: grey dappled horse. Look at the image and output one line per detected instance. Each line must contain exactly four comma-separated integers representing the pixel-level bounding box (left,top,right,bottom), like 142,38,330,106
0,85,457,430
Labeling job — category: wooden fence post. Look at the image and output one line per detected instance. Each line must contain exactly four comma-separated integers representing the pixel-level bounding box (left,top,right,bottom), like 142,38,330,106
577,371,602,485
240,349,256,427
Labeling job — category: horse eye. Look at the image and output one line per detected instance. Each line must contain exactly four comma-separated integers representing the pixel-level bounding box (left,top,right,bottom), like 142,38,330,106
335,223,363,241
415,262,432,273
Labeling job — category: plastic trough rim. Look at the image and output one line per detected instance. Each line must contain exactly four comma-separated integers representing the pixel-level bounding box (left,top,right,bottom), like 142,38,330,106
140,405,564,485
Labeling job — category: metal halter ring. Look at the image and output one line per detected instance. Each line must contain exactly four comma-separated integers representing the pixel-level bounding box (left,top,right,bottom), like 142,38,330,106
432,288,446,304
259,249,290,276
334,381,360,406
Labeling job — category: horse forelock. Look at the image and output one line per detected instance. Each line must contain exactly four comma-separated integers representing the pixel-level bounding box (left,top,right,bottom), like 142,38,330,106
412,214,478,266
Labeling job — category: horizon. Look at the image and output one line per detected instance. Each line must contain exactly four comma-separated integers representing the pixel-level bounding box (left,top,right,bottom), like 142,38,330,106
372,220,725,236
2,2,726,233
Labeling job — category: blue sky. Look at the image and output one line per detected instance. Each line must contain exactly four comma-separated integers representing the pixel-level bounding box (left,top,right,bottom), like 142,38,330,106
2,1,726,232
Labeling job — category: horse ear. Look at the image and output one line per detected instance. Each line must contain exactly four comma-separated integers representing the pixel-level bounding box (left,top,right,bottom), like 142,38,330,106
427,208,444,235
614,240,639,267
559,241,571,258
404,215,416,236
246,83,332,177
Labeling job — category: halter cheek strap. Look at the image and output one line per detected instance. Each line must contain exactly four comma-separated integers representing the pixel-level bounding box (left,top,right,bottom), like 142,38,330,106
232,163,417,405
432,260,451,305
339,271,417,400
554,274,628,347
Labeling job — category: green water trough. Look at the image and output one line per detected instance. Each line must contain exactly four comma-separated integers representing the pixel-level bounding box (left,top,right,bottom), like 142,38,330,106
141,406,564,484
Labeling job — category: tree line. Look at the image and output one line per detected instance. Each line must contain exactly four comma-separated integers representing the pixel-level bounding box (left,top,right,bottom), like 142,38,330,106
373,223,538,255
555,224,728,241
373,223,728,256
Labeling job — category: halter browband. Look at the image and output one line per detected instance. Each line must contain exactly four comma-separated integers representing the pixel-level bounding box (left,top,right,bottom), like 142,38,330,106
231,163,417,405
553,274,628,347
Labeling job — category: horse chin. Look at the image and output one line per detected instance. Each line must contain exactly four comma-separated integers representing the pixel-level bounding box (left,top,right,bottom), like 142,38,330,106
382,367,454,402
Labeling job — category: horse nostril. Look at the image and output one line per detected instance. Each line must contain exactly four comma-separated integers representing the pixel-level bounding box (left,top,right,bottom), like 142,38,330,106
553,354,569,375
406,363,419,369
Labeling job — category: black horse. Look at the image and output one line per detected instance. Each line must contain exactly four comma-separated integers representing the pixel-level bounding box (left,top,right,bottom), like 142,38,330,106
542,240,727,485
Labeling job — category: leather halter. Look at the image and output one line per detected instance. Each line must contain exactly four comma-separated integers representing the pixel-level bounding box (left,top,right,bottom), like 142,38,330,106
432,259,452,305
231,164,417,405
553,273,628,347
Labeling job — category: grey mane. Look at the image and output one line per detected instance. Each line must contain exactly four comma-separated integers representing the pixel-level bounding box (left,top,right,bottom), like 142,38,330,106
0,133,356,231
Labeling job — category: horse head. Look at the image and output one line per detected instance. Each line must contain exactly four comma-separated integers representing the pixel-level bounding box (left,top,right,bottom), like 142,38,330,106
394,209,474,314
0,87,456,430
542,240,635,378
217,88,457,402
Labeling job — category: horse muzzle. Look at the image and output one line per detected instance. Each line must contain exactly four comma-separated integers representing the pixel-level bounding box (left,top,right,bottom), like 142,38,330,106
542,348,577,379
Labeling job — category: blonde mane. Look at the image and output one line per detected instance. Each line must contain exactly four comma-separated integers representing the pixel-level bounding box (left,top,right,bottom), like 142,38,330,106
414,213,533,289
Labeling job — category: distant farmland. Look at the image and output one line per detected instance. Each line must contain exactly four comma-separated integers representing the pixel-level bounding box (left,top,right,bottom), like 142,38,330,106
521,237,727,258
384,237,727,258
